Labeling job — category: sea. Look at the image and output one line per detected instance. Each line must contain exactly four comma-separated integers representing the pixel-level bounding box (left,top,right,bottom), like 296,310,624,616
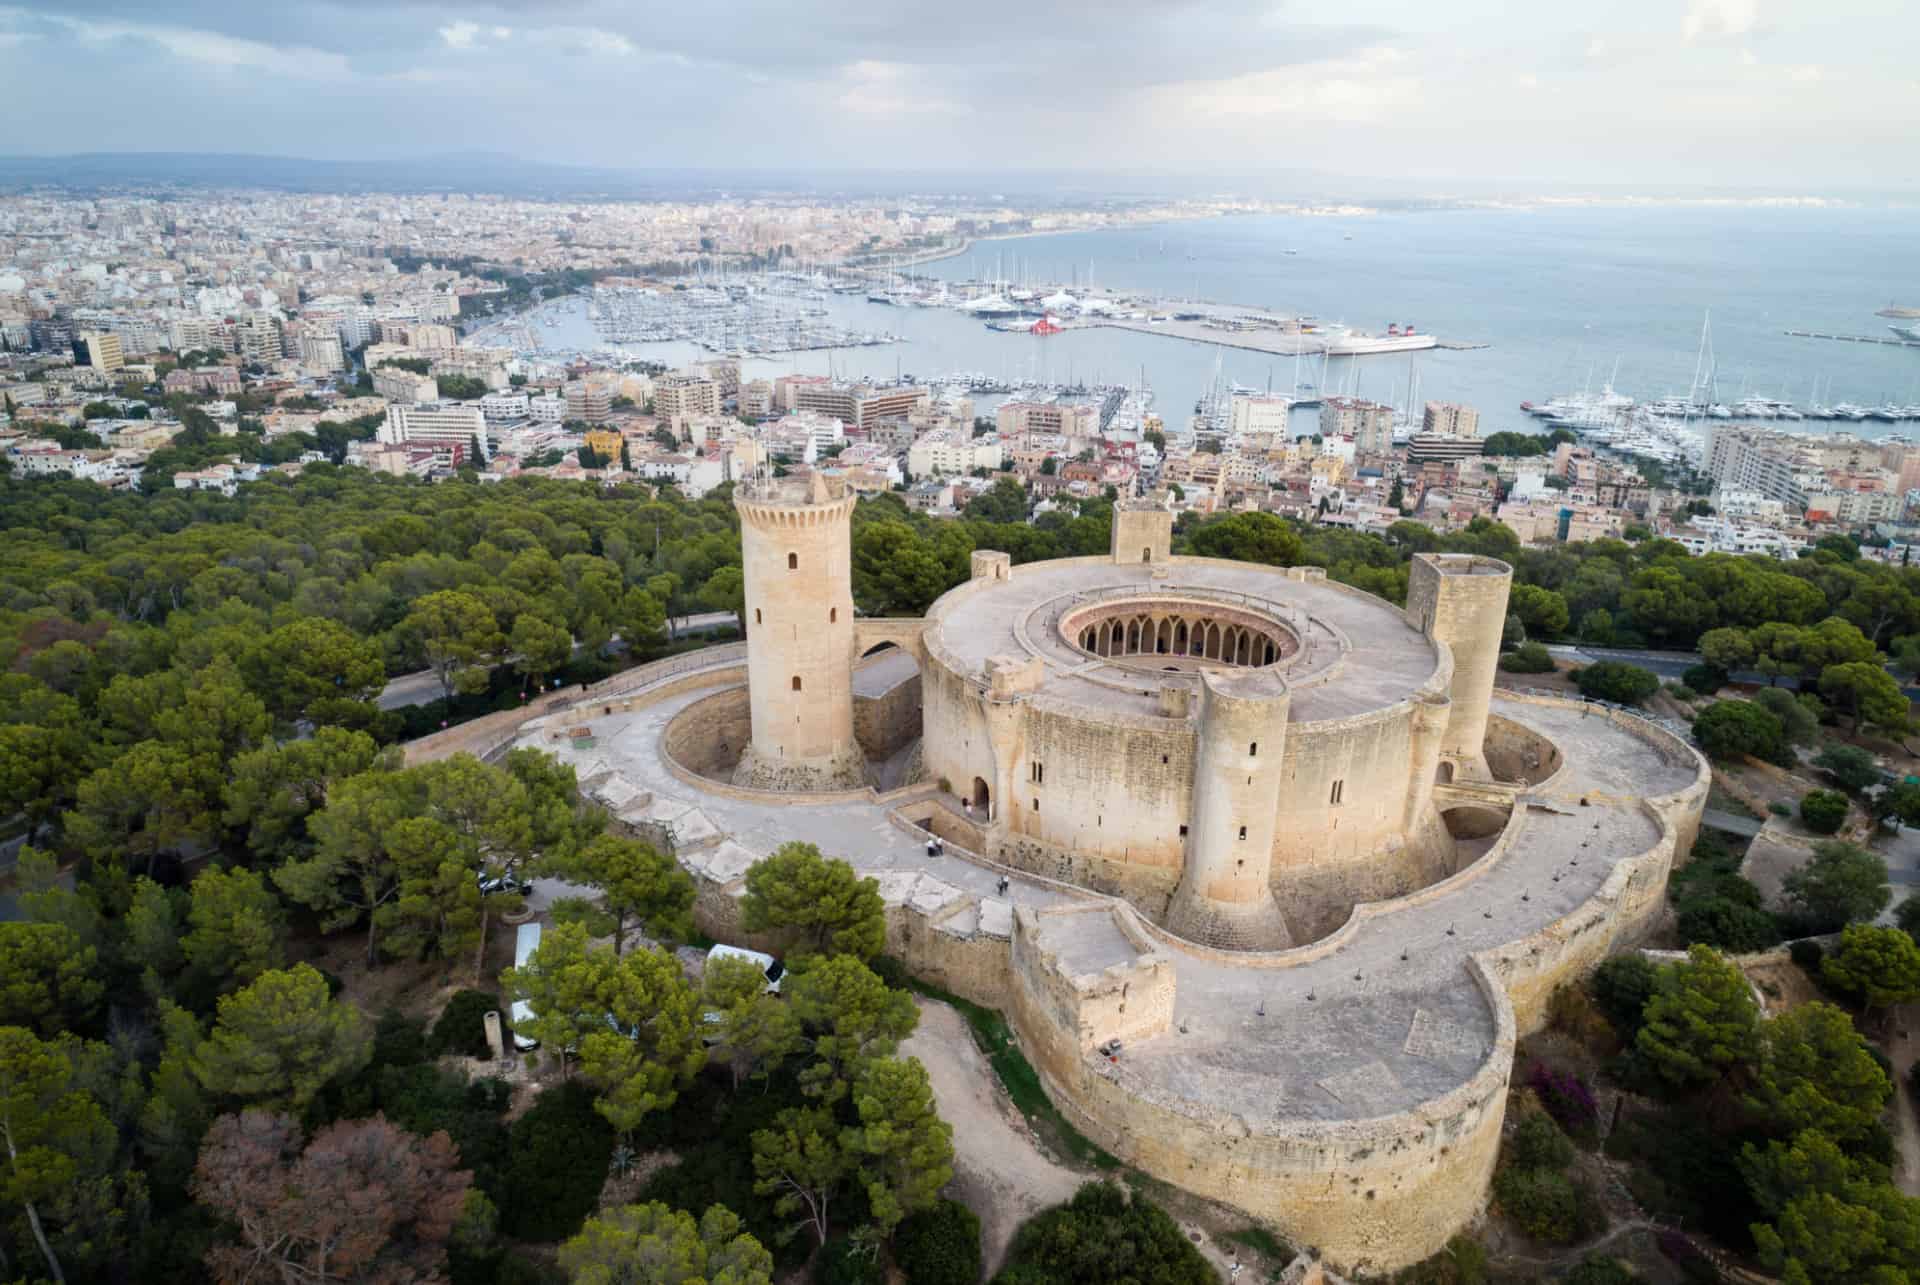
493,204,1920,441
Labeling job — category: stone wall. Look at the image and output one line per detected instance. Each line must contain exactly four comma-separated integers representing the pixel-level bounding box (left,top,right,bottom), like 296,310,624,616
405,643,748,765
1483,712,1564,786
853,669,923,759
1005,913,1514,1277
662,684,752,778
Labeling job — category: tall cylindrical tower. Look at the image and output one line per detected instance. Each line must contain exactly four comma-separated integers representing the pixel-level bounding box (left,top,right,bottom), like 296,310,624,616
1164,668,1294,949
1404,553,1513,782
731,473,864,791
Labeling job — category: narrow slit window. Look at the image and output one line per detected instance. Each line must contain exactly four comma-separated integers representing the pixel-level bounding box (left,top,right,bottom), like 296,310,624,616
1238,825,1248,840
754,608,762,624
1030,762,1044,784
787,552,798,570
1249,742,1258,757
1330,779,1345,805
830,607,837,622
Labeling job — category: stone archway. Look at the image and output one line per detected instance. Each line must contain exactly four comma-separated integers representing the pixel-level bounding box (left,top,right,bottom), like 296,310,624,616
971,776,991,813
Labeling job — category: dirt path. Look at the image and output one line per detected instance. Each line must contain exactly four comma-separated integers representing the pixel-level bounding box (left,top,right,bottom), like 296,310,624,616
902,998,1083,1274
1888,1003,1920,1197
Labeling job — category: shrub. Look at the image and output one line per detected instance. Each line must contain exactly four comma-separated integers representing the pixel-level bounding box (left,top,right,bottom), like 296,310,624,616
999,1182,1213,1285
1789,939,1825,973
895,1199,983,1285
1500,642,1555,674
500,1080,615,1241
377,1064,512,1199
815,1235,885,1285
1683,662,1728,695
1676,895,1781,952
1509,1111,1576,1170
1493,1167,1602,1244
1799,788,1849,835
1692,699,1788,764
1573,661,1660,705
370,1008,428,1071
431,989,501,1059
1768,801,1793,817
1813,744,1885,794
1589,954,1659,1037
1525,1064,1600,1140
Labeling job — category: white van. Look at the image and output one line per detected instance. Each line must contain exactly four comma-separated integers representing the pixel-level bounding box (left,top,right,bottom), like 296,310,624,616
510,921,542,1051
706,943,784,994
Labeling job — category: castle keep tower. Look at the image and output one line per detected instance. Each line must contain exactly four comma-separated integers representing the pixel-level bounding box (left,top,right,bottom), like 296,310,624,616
1110,496,1173,565
732,473,864,791
1164,668,1295,949
1404,554,1513,781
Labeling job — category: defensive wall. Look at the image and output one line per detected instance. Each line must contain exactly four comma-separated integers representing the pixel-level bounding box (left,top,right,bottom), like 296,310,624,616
446,583,1703,1274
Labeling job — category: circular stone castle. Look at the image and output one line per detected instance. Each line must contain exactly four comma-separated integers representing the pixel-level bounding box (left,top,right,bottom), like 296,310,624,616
479,475,1708,1275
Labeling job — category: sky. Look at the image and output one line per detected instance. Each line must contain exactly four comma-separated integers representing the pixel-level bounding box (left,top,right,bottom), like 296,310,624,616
0,0,1914,192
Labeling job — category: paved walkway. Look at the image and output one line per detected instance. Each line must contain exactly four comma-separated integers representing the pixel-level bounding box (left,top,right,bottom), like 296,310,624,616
1702,808,1764,837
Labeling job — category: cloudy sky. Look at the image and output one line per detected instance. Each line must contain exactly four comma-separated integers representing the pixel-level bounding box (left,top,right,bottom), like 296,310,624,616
0,0,1912,190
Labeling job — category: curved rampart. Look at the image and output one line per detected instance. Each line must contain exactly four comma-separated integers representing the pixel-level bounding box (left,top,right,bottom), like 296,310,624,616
404,643,749,765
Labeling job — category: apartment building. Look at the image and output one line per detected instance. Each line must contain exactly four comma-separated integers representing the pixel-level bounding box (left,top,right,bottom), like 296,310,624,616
1320,397,1395,455
372,367,438,405
654,373,721,435
1228,393,1292,436
72,331,125,375
907,428,1004,477
380,401,488,458
791,382,929,431
1421,401,1480,438
996,400,1097,441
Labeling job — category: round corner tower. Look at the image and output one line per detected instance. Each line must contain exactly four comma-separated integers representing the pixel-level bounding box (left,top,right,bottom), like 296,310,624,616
1405,553,1512,781
1164,667,1295,950
731,473,864,791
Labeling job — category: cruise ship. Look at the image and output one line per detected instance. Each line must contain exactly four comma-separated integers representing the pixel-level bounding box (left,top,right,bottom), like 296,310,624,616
1891,323,1920,343
1323,323,1438,356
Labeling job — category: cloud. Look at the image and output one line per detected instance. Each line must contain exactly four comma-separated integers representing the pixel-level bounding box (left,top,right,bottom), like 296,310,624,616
1160,47,1421,124
32,11,351,76
438,19,478,48
1683,0,1759,42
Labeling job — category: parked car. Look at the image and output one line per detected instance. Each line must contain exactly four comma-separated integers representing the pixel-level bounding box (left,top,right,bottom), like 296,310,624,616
706,943,784,994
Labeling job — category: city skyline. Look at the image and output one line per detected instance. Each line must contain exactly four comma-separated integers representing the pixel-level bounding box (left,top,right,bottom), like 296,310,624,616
1,0,1915,193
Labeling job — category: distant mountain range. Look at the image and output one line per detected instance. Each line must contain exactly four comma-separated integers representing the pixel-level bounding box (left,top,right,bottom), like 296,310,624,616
0,151,1908,206
0,151,1266,203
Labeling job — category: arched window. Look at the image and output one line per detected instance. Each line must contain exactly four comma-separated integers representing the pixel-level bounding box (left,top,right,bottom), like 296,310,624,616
791,675,803,691
787,552,798,570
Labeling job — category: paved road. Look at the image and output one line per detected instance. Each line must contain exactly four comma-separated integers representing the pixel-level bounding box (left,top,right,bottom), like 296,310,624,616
1701,809,1763,837
1547,644,1920,698
375,611,741,711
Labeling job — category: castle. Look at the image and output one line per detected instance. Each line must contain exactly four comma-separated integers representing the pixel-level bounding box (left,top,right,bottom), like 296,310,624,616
464,474,1707,1274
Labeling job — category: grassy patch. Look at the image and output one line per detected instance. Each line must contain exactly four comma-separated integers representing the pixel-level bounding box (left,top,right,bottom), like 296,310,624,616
889,963,1121,1171
1223,1225,1294,1263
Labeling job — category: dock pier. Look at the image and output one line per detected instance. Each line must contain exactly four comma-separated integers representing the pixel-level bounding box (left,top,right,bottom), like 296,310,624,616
1785,329,1920,349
